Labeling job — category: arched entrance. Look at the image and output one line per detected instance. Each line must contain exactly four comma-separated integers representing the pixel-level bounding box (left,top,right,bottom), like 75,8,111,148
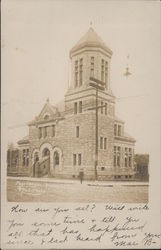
42,148,50,157
39,143,53,177
39,147,50,176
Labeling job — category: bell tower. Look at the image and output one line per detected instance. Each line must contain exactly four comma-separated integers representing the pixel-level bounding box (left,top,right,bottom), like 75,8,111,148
64,27,116,174
66,27,114,96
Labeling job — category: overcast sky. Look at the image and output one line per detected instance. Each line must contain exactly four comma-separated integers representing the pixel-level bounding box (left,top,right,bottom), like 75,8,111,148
2,0,160,154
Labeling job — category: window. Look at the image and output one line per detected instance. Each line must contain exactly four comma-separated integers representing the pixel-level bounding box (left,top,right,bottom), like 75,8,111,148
114,124,117,136
26,156,29,166
101,59,104,81
114,146,121,167
76,126,79,138
101,59,108,86
79,101,82,113
22,149,29,166
90,57,94,77
100,137,103,149
74,102,77,114
125,148,128,167
26,149,29,165
105,61,108,88
75,72,78,87
54,151,59,165
23,149,26,166
44,127,47,138
118,125,121,136
42,148,50,157
117,147,120,167
101,167,105,171
34,152,39,163
129,148,132,167
101,101,104,114
125,157,128,167
73,154,77,166
105,103,107,115
79,58,83,86
78,154,81,165
125,148,132,167
75,60,78,87
44,114,49,120
104,138,107,150
74,101,82,114
114,146,117,167
39,127,42,139
52,125,55,137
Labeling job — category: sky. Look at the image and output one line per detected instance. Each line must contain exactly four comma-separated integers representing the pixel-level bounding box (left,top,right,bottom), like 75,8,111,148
2,0,160,154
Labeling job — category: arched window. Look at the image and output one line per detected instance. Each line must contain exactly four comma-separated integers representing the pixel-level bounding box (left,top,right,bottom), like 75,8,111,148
44,114,50,120
42,148,50,157
54,151,59,165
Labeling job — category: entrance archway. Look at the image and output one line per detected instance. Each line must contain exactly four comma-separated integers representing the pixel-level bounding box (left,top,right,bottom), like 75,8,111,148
39,143,53,176
42,148,50,157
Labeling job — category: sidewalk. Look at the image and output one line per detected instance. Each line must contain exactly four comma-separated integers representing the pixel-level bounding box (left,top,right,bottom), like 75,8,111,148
7,176,149,187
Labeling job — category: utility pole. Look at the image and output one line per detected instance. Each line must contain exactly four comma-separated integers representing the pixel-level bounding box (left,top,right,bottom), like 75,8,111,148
89,77,106,180
95,86,98,180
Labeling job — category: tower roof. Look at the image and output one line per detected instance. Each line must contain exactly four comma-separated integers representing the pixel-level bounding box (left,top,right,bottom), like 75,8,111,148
70,27,112,57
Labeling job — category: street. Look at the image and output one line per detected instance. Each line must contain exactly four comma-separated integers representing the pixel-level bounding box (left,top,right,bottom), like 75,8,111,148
7,177,148,203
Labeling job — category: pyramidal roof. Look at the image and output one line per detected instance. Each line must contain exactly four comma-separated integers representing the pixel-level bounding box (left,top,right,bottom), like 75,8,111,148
70,27,112,57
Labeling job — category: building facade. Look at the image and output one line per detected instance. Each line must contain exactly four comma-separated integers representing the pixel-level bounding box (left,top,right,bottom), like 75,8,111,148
8,28,136,180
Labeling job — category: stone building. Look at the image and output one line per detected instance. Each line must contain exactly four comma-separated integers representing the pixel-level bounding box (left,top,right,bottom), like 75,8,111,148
10,28,136,180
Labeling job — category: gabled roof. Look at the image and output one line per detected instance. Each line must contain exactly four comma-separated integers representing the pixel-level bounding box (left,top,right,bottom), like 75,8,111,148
38,99,58,120
28,98,65,126
70,28,112,57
